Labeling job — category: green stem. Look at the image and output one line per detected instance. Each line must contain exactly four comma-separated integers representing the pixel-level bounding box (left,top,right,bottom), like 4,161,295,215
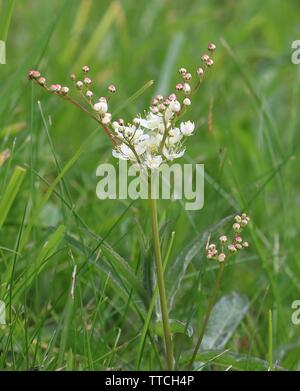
188,262,225,369
148,175,174,370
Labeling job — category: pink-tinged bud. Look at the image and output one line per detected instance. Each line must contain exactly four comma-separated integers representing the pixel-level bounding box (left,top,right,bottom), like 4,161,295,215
151,98,158,105
50,84,61,92
233,223,240,231
218,253,226,262
102,113,112,124
108,84,116,93
183,97,191,106
235,236,242,243
206,58,214,67
84,77,92,85
163,98,170,105
179,67,187,75
86,90,93,98
28,70,41,80
241,219,248,227
219,235,227,244
208,42,216,51
208,244,216,251
228,244,237,252
150,106,159,114
76,81,83,89
183,83,191,94
169,93,177,101
184,72,192,81
82,65,90,73
158,103,166,111
197,67,204,76
235,215,242,223
37,77,46,86
176,83,183,91
61,86,69,95
70,74,76,81
201,54,210,62
156,95,164,101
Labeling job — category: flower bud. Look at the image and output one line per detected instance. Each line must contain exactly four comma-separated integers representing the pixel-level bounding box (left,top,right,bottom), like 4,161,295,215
70,74,76,81
233,223,240,231
206,58,214,67
235,236,242,243
234,215,242,223
176,83,183,91
86,90,93,98
242,241,249,248
169,93,177,101
208,42,216,51
197,67,204,76
50,84,61,92
82,65,90,73
93,100,108,114
183,97,191,106
83,77,92,85
183,83,191,94
169,100,181,112
218,253,226,262
179,67,187,75
184,72,192,81
108,84,116,93
102,113,112,124
228,244,237,252
76,81,83,89
28,70,41,80
37,77,46,86
61,86,69,95
219,235,227,244
201,54,210,62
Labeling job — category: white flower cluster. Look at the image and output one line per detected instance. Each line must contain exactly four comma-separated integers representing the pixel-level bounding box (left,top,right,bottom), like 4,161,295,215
109,98,195,170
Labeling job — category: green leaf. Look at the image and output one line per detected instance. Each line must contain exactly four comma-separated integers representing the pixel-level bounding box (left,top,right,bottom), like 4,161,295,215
202,292,249,350
0,166,26,230
154,319,193,338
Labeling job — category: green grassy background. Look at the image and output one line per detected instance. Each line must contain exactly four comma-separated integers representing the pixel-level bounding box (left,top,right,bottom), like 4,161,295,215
0,0,300,370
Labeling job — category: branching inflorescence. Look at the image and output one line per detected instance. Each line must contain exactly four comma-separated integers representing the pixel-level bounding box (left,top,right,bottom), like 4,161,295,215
206,213,250,263
28,43,216,172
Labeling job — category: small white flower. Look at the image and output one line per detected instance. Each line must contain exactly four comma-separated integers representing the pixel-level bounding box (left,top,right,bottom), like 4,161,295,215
140,113,164,130
167,127,182,145
146,134,162,153
180,121,195,136
183,97,191,106
145,154,163,170
93,100,108,114
183,83,191,94
169,100,181,113
163,146,185,161
102,113,112,124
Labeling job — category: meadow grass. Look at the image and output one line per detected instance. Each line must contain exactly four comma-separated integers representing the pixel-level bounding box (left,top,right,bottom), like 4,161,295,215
0,0,300,370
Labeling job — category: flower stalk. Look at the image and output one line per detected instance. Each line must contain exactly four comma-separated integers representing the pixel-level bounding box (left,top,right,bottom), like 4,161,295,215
148,174,174,370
